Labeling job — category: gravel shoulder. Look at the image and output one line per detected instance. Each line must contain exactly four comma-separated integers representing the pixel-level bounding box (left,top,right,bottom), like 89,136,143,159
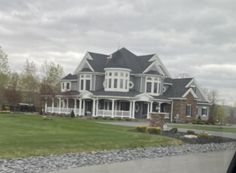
1,142,235,173
53,150,234,173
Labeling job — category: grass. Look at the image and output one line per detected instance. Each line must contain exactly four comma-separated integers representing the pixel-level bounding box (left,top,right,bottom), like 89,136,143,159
0,114,181,158
169,124,236,133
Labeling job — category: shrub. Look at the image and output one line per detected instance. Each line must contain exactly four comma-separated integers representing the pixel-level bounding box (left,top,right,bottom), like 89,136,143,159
147,127,161,134
169,127,178,133
198,132,212,139
71,110,75,118
186,130,195,135
124,117,132,121
136,126,147,133
114,117,122,121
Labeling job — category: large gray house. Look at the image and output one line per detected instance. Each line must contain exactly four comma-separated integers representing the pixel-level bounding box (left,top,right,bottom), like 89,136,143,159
45,48,211,122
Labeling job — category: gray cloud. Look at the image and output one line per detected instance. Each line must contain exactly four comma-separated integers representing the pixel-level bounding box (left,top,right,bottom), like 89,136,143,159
0,0,236,105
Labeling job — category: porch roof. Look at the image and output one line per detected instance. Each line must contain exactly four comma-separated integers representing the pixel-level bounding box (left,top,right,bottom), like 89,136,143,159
91,89,140,97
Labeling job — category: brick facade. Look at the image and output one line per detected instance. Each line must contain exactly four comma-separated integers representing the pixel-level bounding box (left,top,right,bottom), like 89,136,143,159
172,93,197,123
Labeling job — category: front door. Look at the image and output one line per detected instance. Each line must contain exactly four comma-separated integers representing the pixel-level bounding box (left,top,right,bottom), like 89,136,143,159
135,102,148,119
85,100,92,116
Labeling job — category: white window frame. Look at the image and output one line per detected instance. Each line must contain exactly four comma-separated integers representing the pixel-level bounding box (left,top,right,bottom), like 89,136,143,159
145,76,161,96
80,74,92,91
186,104,192,117
104,68,130,92
201,107,208,117
61,82,71,92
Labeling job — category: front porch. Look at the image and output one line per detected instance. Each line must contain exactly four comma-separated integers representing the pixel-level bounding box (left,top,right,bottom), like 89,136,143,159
45,97,171,120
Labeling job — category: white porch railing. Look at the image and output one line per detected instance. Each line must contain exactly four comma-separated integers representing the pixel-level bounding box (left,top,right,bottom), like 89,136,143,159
46,107,82,115
97,109,130,118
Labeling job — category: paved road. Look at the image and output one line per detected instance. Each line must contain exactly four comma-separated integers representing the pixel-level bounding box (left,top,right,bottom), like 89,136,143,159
53,150,234,173
100,121,236,139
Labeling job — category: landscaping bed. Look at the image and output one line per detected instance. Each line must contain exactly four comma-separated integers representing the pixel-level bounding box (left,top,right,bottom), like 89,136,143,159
162,131,236,144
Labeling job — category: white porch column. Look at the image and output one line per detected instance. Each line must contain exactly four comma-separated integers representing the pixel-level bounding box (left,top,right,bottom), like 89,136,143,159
158,102,161,113
79,98,82,116
58,98,61,114
147,102,150,119
83,100,85,115
92,99,96,117
44,99,48,113
52,98,54,113
171,100,174,123
132,101,135,119
96,99,99,116
74,98,77,116
129,101,132,118
148,101,153,119
111,99,115,118
66,98,69,108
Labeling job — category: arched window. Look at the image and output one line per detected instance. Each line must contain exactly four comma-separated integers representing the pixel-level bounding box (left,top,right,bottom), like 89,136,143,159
145,76,162,95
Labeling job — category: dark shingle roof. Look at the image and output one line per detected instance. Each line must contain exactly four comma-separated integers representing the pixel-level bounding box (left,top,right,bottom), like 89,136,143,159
57,90,80,96
86,47,154,73
62,74,78,80
162,78,193,98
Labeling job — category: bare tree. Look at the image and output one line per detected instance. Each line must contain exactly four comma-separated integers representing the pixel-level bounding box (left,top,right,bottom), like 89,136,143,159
0,47,10,110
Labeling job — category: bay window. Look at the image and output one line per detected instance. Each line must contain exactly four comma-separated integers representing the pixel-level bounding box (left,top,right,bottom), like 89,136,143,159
145,76,161,95
104,68,131,92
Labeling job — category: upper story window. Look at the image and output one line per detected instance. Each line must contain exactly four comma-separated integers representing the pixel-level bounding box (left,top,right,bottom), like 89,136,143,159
61,82,71,92
145,76,161,95
104,68,131,92
80,74,92,91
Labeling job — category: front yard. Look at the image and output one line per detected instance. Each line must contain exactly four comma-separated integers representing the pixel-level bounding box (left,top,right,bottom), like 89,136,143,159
0,114,181,158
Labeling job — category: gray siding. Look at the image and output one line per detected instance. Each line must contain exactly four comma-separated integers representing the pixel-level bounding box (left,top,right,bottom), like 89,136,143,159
130,76,141,92
95,75,104,91
71,81,78,91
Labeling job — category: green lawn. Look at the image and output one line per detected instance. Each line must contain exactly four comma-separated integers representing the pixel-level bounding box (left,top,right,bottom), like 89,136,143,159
0,114,181,158
169,124,236,133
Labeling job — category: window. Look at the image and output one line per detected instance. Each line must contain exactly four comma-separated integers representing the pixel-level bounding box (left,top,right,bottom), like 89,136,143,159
186,104,192,116
104,69,130,92
61,82,71,91
80,74,92,91
66,83,70,89
146,82,152,92
145,76,161,95
202,107,208,116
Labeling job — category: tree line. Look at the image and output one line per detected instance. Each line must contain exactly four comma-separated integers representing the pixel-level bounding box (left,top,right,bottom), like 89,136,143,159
0,47,64,111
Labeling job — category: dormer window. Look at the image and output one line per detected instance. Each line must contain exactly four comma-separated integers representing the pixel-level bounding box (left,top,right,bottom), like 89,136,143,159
145,76,161,95
104,68,131,92
61,82,71,92
80,74,92,91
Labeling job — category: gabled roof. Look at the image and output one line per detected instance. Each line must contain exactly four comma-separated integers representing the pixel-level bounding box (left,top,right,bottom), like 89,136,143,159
62,74,78,80
86,47,154,73
162,78,193,98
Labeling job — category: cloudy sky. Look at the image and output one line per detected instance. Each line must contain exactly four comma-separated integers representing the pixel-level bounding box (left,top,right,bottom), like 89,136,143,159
0,0,235,105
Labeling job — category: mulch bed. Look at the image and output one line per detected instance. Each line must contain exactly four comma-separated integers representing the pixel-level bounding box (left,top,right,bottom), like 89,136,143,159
162,131,236,144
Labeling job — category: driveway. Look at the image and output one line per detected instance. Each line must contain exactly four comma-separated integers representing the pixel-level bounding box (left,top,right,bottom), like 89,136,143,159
53,150,234,173
100,121,236,139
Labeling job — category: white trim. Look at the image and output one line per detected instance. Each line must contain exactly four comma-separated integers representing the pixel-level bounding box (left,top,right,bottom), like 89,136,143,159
143,54,171,77
104,69,130,92
144,76,162,96
79,74,92,91
185,78,209,102
182,88,198,98
104,68,131,72
74,52,94,74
